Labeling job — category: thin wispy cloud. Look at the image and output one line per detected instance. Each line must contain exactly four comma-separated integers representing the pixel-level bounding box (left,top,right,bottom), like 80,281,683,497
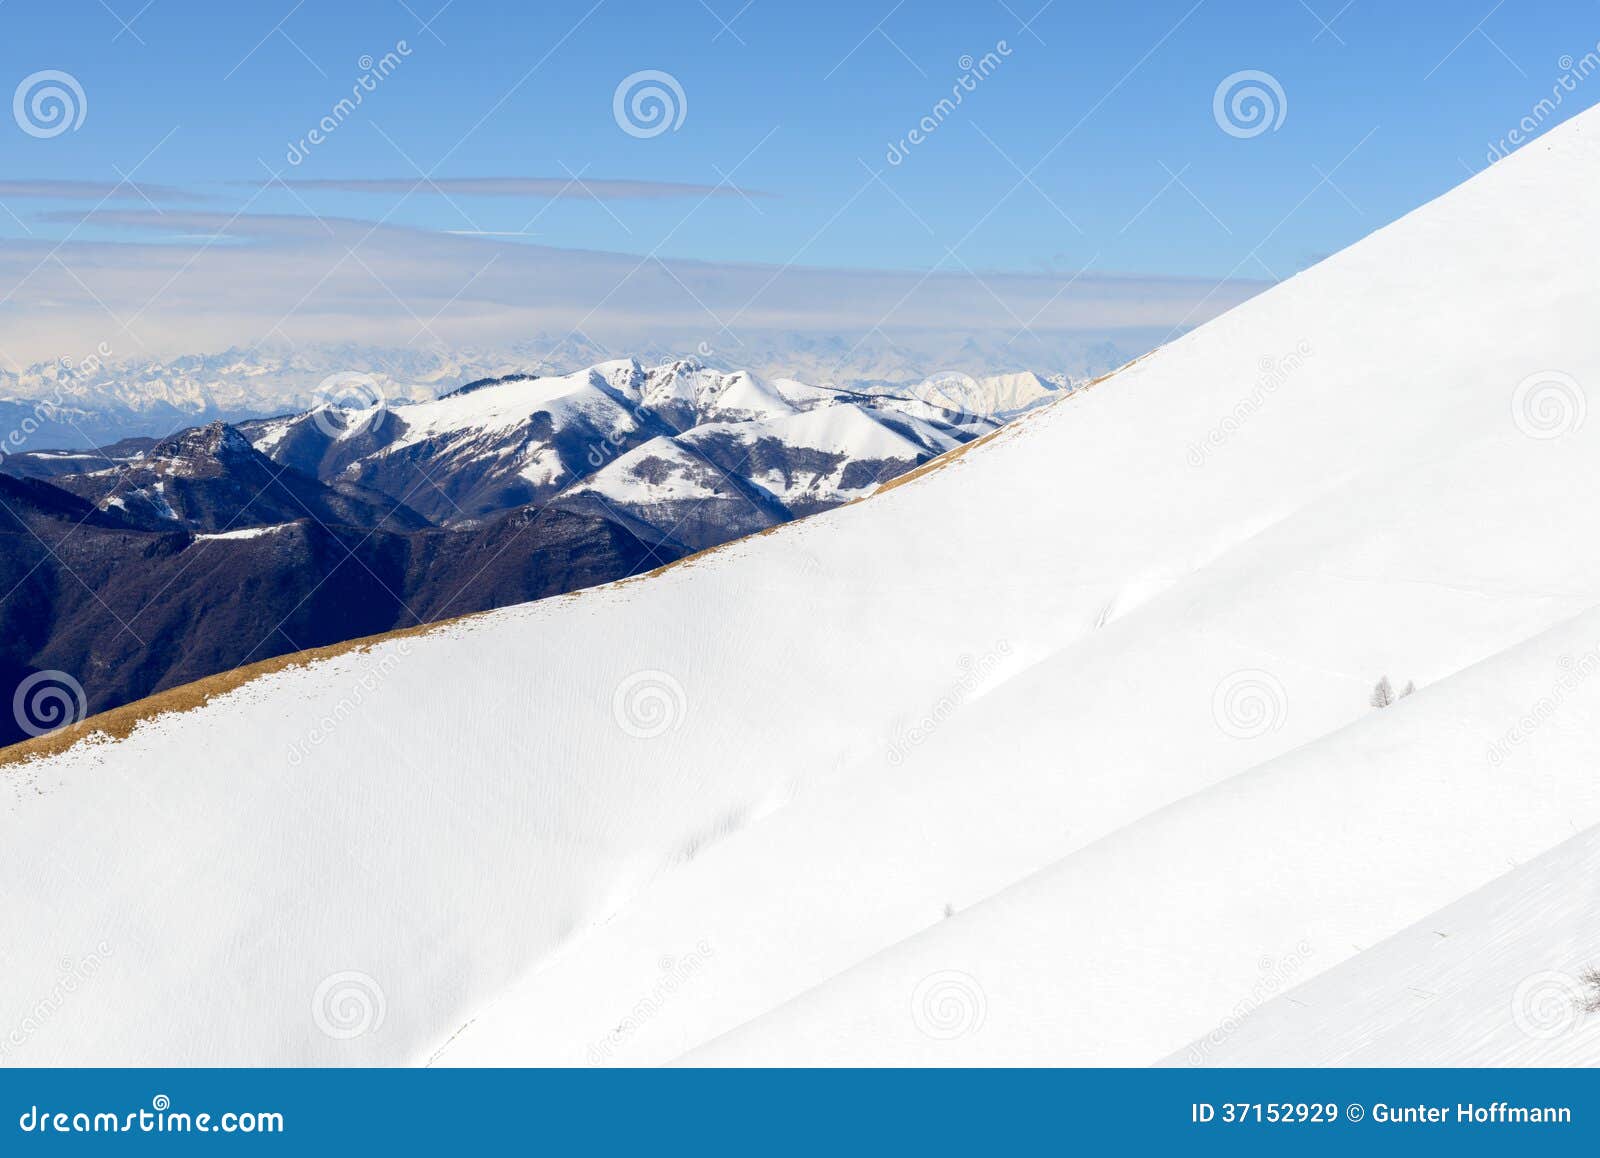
0,207,1266,371
253,176,774,200
33,208,356,238
0,179,207,202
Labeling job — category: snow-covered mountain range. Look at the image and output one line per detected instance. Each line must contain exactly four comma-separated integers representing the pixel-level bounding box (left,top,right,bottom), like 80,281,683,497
0,333,1103,450
0,345,509,449
247,359,1041,537
5,108,1600,1067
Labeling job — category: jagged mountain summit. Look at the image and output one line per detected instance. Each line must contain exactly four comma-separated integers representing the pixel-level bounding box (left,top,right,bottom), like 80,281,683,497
9,106,1600,1068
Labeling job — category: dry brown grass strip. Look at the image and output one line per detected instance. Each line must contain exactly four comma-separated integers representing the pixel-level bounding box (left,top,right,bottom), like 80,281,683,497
0,616,466,769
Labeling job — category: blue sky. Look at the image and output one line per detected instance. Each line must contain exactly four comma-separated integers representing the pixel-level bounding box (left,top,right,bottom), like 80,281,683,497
0,0,1597,370
5,0,1598,277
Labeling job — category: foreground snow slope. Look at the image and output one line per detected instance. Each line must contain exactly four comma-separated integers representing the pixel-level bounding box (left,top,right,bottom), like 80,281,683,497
1166,821,1600,1067
681,605,1600,1064
5,111,1600,1066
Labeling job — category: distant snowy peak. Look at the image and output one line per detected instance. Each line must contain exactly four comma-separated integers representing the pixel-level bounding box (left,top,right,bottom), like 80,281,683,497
0,344,527,448
637,362,799,428
902,370,1061,421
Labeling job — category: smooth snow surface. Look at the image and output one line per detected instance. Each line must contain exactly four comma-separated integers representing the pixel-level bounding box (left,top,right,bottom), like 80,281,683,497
1165,821,1600,1067
5,112,1600,1067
